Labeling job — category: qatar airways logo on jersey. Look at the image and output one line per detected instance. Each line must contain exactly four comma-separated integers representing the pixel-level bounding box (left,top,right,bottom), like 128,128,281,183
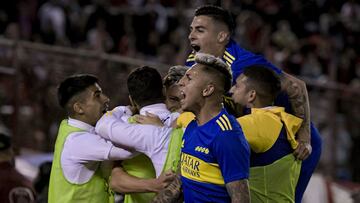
181,153,200,178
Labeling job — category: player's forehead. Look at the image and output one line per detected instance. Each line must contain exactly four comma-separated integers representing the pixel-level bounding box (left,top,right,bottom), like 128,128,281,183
191,15,215,27
87,83,102,92
188,63,204,74
236,74,248,84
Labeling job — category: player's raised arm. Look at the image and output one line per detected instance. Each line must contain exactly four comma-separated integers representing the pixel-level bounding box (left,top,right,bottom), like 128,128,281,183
280,72,312,160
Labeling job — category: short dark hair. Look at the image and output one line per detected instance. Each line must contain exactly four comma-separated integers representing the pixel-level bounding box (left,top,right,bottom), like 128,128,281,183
242,66,281,103
163,65,188,88
195,53,232,93
57,74,98,108
127,66,164,107
195,5,235,34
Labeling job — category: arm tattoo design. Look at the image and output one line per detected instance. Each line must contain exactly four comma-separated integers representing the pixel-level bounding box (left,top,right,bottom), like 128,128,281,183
280,72,310,142
151,175,183,203
226,179,250,203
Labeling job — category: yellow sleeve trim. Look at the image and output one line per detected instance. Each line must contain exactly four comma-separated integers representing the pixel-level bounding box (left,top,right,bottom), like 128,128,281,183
223,55,234,64
216,114,233,131
221,115,232,130
226,61,231,67
216,120,226,131
219,116,230,130
224,51,235,60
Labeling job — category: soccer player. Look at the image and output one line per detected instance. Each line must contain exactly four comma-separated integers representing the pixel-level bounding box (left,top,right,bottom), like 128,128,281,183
95,66,185,203
48,74,134,203
136,65,195,128
153,53,250,203
185,5,322,202
230,66,302,202
163,65,188,113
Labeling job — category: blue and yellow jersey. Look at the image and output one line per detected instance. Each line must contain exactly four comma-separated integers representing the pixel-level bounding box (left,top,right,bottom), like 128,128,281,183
180,108,250,202
176,112,195,129
237,107,302,167
238,107,303,202
185,39,295,114
185,39,282,84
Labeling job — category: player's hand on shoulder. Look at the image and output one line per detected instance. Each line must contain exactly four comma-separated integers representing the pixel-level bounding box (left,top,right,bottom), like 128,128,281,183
134,112,164,126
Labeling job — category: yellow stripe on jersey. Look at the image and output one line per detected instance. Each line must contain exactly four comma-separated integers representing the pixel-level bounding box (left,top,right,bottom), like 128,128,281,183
219,116,229,130
224,51,235,60
181,152,225,185
223,55,233,64
216,120,226,131
226,61,231,67
186,54,195,62
221,115,232,130
216,115,233,131
187,54,195,58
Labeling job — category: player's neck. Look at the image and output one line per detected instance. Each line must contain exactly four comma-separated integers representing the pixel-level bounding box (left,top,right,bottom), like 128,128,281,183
214,46,226,58
247,102,273,109
250,100,273,108
71,114,95,127
195,101,222,126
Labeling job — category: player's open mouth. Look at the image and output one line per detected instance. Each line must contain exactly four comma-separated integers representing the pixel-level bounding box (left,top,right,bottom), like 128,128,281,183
180,91,186,104
191,44,200,52
102,103,109,114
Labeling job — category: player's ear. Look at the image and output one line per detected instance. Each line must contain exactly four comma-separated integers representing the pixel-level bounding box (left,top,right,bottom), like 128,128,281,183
218,31,229,43
247,90,256,103
202,84,215,97
129,95,139,114
73,102,84,114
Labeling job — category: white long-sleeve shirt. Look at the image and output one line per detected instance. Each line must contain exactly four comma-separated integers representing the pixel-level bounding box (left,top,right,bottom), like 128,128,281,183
95,103,179,177
60,118,134,184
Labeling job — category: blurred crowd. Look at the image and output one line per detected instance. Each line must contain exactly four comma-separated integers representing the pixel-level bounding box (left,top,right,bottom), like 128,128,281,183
1,0,360,84
0,0,360,185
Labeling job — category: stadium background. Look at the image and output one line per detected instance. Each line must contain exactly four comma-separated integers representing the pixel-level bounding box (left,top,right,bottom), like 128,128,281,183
0,0,359,202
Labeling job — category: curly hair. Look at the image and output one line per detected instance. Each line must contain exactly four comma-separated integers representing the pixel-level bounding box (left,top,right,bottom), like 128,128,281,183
163,65,188,88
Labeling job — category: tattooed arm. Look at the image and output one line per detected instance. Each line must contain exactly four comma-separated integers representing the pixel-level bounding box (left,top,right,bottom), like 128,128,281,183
151,174,183,203
226,179,250,203
280,72,312,160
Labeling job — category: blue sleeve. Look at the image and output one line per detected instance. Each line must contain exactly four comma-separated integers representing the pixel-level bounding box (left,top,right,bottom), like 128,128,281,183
231,54,282,84
185,60,195,67
211,130,250,183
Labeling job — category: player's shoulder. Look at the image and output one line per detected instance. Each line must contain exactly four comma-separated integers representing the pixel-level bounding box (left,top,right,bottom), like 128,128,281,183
183,119,197,135
185,52,195,66
177,112,196,128
211,110,242,136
